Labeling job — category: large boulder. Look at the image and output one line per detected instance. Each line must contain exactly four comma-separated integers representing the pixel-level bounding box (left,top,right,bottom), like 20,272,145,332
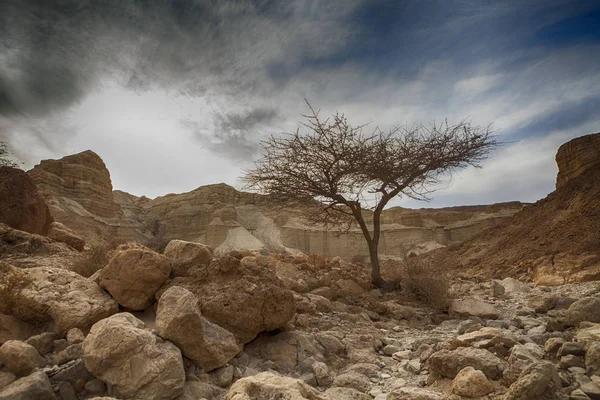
224,371,327,400
99,244,171,310
83,313,185,400
47,222,85,252
428,347,506,380
0,166,53,236
163,240,213,276
0,371,56,400
566,298,600,326
504,362,563,400
155,286,241,371
0,263,118,334
0,340,43,376
157,254,295,343
449,299,500,320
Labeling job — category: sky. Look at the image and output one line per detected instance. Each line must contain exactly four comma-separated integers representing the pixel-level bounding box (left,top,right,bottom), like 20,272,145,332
1,0,599,208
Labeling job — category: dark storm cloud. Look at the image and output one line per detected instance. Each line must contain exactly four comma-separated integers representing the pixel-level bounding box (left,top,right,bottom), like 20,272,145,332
180,106,278,161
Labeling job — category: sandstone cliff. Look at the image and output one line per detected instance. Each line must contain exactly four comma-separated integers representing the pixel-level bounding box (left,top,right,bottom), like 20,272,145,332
555,132,600,189
430,132,600,285
27,151,523,259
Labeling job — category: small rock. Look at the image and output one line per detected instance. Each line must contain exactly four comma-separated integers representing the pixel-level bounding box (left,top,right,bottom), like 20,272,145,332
566,298,600,326
405,359,421,374
0,371,56,400
383,345,401,356
558,342,586,357
85,379,106,394
560,354,585,369
392,350,411,361
451,366,494,398
0,340,44,376
580,382,600,400
57,381,78,400
210,365,235,388
50,343,83,366
25,333,56,356
53,339,67,353
449,299,499,319
66,328,85,345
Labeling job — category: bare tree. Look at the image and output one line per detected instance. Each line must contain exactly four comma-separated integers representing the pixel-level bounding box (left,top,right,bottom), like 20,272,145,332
0,142,20,168
243,102,498,288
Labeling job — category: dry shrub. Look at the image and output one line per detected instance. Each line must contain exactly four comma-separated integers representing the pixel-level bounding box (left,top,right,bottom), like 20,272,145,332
401,255,450,311
0,263,50,326
71,244,111,278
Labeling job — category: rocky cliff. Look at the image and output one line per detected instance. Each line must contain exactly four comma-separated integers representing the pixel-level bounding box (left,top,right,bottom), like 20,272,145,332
430,132,600,286
555,132,600,189
27,151,523,259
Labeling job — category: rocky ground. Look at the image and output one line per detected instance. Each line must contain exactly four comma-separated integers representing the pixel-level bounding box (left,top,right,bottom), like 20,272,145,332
1,225,600,400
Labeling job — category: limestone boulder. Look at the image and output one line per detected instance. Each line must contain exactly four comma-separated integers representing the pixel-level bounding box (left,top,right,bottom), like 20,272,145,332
0,166,53,236
155,286,241,371
0,341,44,376
0,371,56,400
47,222,85,252
566,298,600,326
163,240,213,276
158,254,295,344
0,263,118,334
224,371,327,400
449,299,500,320
504,362,563,400
99,244,171,310
504,344,544,384
428,347,506,380
82,313,185,400
451,367,493,398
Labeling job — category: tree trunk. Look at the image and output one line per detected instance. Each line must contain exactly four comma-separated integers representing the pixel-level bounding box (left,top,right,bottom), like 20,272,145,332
368,243,385,287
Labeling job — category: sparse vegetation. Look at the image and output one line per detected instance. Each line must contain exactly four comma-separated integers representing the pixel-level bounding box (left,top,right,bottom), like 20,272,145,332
401,254,450,311
71,244,111,277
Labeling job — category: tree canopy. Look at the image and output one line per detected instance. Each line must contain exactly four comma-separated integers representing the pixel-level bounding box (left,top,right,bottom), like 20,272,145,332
0,142,20,168
243,102,498,287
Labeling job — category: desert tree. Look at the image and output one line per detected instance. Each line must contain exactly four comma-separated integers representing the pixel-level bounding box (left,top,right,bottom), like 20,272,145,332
0,142,20,168
243,102,497,288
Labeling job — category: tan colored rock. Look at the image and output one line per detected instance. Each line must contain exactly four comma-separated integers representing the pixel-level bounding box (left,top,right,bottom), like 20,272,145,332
158,255,295,344
428,347,506,380
0,371,56,400
451,366,493,397
533,253,600,287
99,244,171,310
332,372,371,393
82,313,185,400
0,166,53,236
503,362,563,400
556,132,600,189
48,222,85,252
576,323,600,347
566,298,600,326
224,371,327,400
163,239,213,276
155,286,241,371
0,263,118,334
504,344,544,384
449,299,500,320
0,341,43,376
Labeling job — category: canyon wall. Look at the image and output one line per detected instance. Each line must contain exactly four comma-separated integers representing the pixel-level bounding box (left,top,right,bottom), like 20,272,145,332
27,150,524,259
555,132,600,189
